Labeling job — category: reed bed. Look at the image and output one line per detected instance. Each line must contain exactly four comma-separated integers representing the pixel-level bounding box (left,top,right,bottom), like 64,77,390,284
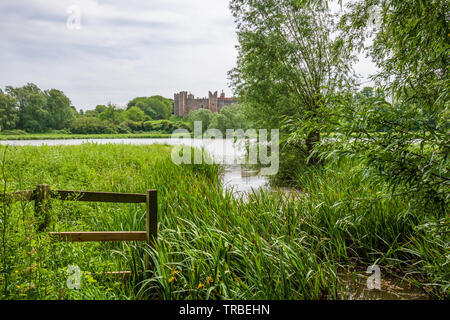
0,144,446,299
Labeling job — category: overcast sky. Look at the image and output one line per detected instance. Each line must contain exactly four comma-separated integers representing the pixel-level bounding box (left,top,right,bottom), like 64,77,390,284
0,0,377,110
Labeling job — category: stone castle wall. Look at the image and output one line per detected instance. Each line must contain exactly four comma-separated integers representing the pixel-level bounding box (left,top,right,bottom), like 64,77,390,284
174,90,237,117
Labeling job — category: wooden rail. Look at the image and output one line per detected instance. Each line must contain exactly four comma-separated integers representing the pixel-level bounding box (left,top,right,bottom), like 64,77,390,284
52,190,147,203
50,231,148,242
1,184,158,278
0,190,35,202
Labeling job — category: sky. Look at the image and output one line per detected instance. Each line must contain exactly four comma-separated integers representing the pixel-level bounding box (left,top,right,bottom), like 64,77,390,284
0,0,377,111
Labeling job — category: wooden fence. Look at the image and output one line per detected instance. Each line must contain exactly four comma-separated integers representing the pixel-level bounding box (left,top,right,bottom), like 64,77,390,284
2,184,158,278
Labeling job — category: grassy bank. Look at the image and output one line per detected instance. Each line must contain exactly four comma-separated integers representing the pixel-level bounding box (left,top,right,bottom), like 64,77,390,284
0,132,191,141
0,144,447,300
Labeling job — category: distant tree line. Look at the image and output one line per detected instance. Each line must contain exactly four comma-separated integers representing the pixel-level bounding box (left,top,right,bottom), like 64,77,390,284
186,104,247,135
0,83,189,134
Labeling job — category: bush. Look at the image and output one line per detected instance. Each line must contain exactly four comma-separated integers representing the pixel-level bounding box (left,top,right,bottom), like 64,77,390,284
119,120,143,132
117,123,132,134
0,129,28,136
43,129,72,134
187,109,213,134
142,121,156,132
103,126,118,134
142,120,189,134
70,117,118,134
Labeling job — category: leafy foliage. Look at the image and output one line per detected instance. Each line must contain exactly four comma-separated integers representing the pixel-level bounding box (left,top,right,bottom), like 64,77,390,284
0,84,185,135
208,104,248,133
127,96,173,120
0,89,18,131
330,0,450,213
1,145,447,299
230,0,356,162
186,109,214,134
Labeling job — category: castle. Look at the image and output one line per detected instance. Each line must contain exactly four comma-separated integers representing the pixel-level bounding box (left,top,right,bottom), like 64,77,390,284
174,90,237,117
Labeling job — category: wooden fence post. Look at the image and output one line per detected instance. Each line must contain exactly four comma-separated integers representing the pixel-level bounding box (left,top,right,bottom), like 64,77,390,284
145,190,158,274
35,184,50,231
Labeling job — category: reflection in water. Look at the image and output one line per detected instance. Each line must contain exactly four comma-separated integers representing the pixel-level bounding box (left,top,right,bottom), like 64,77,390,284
221,165,303,199
222,165,269,196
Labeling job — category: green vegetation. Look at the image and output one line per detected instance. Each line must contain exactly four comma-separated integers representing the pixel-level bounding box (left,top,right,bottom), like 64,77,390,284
231,0,448,233
127,96,173,120
1,84,76,133
0,84,189,136
0,132,190,141
186,104,248,135
334,0,449,214
224,0,448,299
0,0,448,301
72,100,189,135
230,0,355,163
0,144,447,300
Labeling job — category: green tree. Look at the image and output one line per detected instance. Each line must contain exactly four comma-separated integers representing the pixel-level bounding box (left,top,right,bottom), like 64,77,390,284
94,104,108,114
230,0,355,163
219,104,247,130
208,113,228,134
127,96,172,120
98,104,125,124
125,106,149,122
6,83,50,132
44,89,76,130
207,104,248,133
186,109,213,134
0,89,18,131
119,119,142,132
336,0,449,212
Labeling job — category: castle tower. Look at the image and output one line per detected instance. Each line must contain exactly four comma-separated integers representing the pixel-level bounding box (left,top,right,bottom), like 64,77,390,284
208,91,218,113
176,91,188,117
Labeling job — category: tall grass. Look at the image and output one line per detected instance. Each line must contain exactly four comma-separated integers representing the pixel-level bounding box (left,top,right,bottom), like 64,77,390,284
0,144,447,300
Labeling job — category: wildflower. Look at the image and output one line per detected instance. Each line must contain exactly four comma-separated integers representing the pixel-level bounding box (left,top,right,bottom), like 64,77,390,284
206,276,214,285
170,269,180,276
15,270,19,273
197,283,205,289
169,276,177,283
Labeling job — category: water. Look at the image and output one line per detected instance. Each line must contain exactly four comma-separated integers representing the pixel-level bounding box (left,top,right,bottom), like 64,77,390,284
1,138,430,299
338,271,429,300
0,138,271,195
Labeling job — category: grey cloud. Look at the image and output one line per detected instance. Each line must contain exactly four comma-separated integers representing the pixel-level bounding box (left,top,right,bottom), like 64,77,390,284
0,0,375,109
0,0,239,108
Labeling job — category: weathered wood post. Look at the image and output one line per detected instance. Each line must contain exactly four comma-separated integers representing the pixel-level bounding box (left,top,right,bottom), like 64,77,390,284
35,184,50,231
145,190,158,275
